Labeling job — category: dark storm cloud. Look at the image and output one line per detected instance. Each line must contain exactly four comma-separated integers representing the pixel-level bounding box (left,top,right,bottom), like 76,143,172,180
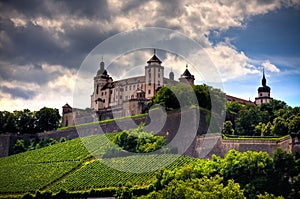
0,0,110,19
0,63,51,85
0,86,36,100
0,0,121,85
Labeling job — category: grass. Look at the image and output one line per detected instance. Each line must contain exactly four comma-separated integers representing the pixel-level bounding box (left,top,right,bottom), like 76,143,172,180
57,113,148,131
222,134,291,141
0,133,195,196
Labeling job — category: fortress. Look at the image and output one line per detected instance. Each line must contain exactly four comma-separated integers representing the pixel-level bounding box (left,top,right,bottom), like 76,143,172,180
1,52,294,158
62,50,272,127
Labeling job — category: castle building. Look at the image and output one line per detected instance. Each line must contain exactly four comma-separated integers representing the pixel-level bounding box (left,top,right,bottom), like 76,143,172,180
255,69,272,105
62,51,273,127
89,50,188,117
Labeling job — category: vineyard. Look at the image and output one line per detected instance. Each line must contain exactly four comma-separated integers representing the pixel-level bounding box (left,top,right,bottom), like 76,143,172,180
0,134,194,197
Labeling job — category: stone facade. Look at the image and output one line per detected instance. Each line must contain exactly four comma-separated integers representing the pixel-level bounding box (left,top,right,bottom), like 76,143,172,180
2,111,298,158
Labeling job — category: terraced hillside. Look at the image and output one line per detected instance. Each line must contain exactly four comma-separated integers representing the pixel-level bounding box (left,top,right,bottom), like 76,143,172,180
0,134,194,198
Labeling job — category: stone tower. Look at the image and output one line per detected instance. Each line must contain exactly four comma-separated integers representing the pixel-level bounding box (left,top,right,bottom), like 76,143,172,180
255,68,272,105
179,64,195,86
145,49,164,99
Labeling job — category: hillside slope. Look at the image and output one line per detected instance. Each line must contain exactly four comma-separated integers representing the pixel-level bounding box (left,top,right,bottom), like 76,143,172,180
0,134,193,197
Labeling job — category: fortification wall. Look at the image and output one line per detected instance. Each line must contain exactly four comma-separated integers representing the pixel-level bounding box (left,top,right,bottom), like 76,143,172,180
193,135,292,158
0,111,297,158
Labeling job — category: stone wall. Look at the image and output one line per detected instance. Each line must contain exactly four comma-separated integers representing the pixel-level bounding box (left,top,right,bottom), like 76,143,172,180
193,135,293,159
0,110,298,158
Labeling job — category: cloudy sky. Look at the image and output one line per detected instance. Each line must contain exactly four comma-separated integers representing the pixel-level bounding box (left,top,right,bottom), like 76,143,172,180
0,0,300,113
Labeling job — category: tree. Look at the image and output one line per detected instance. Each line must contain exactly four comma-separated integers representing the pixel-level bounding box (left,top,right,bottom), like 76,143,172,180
288,115,300,138
235,107,261,135
271,117,288,136
34,107,61,132
272,148,297,197
226,101,244,115
14,109,35,134
193,84,211,110
222,121,234,135
140,175,245,199
150,85,179,109
220,150,273,198
1,111,17,133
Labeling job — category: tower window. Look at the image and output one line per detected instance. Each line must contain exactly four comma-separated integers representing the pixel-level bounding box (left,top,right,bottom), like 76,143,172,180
148,90,151,94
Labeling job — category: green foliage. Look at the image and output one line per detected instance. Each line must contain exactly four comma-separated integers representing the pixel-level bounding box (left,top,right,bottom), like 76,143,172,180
288,115,300,138
11,138,58,155
49,155,193,193
229,99,299,137
34,107,61,132
1,132,300,199
271,117,288,136
113,124,166,153
226,101,245,114
0,161,81,193
222,121,234,135
236,107,261,135
139,175,245,199
0,107,61,134
150,83,225,111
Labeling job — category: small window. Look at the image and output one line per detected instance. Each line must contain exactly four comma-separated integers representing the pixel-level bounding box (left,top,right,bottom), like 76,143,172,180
110,90,113,94
148,82,151,86
148,90,151,94
129,85,132,90
260,93,262,96
133,85,135,90
158,80,160,86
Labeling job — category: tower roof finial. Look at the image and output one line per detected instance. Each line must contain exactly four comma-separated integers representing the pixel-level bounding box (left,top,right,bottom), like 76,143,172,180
186,64,188,69
262,67,266,86
153,49,156,55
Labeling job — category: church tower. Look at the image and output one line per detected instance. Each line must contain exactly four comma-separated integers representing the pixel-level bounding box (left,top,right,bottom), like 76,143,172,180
91,59,114,110
145,49,164,99
179,64,195,86
255,69,272,105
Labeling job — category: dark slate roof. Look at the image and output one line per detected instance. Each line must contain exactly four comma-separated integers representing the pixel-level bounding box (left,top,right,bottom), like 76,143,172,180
62,103,72,108
258,85,271,92
147,54,162,64
182,68,192,77
258,69,271,92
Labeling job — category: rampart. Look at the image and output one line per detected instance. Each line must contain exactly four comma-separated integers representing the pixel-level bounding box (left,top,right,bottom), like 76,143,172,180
0,110,298,158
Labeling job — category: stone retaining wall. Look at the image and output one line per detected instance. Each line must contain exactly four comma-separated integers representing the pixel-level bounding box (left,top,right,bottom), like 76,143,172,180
0,111,298,158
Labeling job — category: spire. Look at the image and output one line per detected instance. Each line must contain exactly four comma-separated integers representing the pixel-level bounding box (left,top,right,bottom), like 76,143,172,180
262,68,266,86
97,56,105,75
169,67,174,80
147,49,162,64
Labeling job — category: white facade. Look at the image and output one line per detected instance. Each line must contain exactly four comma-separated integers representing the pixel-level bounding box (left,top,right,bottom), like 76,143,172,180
90,51,183,113
255,69,272,105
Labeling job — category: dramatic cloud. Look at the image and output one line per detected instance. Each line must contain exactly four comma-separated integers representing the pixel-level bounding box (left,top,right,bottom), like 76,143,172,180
0,0,299,111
